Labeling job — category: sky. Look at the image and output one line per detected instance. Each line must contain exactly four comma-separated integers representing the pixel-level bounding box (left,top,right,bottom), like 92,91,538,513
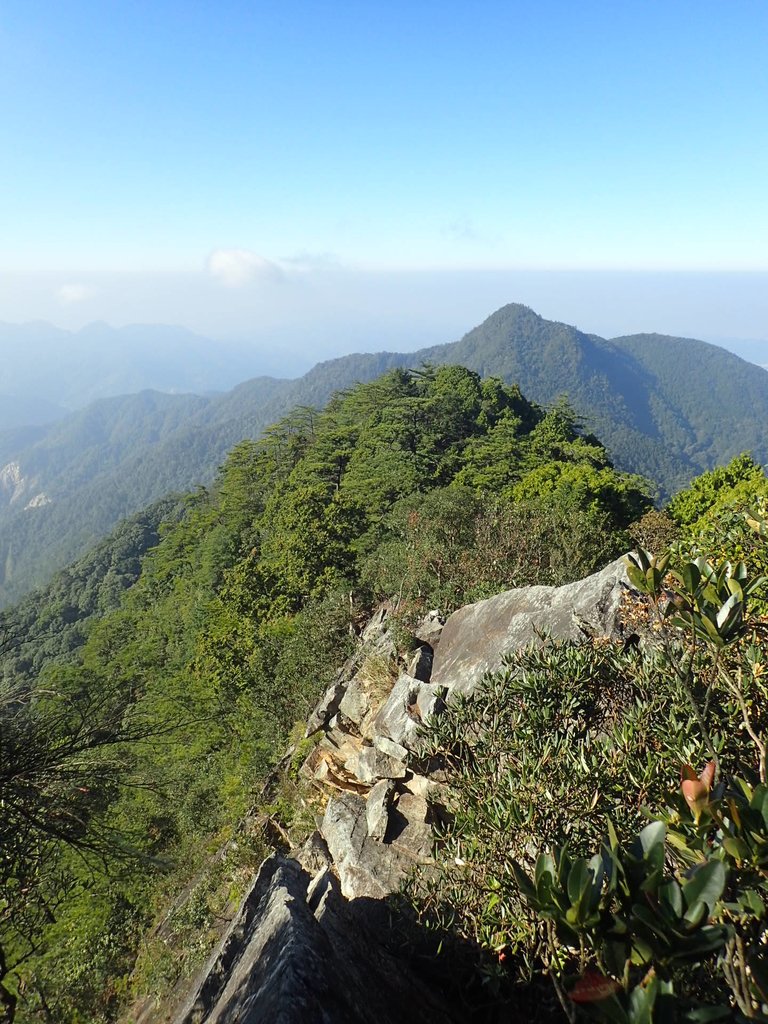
1,0,767,363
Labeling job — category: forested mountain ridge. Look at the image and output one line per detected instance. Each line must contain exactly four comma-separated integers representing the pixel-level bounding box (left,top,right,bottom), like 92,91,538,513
0,391,219,605
3,365,768,1022
417,304,768,493
3,302,768,606
0,366,652,1023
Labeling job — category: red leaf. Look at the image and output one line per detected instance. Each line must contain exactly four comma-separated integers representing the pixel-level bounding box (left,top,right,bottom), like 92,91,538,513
681,778,708,803
699,760,716,790
570,971,621,1003
681,762,716,818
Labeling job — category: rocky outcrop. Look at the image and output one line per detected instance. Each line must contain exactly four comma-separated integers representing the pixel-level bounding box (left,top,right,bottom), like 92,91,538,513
23,492,51,510
0,461,28,506
173,557,634,1022
432,556,630,694
0,461,48,510
173,855,461,1024
297,556,631,904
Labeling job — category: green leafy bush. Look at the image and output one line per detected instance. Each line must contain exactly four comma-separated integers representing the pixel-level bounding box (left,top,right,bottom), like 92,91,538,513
410,640,720,962
413,515,768,1021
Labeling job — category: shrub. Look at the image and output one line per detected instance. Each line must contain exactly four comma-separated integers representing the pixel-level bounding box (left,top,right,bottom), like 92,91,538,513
412,520,768,1019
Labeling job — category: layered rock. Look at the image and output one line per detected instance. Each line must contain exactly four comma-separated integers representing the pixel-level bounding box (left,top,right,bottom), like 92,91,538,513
173,557,634,1021
174,855,461,1024
298,555,631,903
432,556,631,694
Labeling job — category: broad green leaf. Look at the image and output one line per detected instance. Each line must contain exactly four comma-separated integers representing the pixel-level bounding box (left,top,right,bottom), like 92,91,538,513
681,562,701,594
722,836,750,863
735,777,754,802
535,851,556,898
696,613,724,646
750,785,768,827
683,861,727,920
628,977,656,1024
737,888,765,918
658,879,683,918
626,564,648,592
634,820,665,860
715,592,741,630
683,900,707,928
567,857,592,909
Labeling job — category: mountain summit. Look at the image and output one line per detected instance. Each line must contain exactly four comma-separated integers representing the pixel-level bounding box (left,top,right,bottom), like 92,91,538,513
418,303,768,493
1,302,767,605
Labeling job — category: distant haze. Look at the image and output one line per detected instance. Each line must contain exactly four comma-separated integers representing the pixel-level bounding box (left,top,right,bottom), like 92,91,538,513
1,269,767,377
2,5,767,372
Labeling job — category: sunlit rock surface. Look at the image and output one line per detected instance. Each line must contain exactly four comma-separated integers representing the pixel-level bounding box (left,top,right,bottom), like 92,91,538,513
171,558,634,1022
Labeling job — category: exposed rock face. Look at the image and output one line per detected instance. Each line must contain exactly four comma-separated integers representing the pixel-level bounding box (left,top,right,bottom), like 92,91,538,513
24,492,51,510
175,558,634,1022
173,855,461,1024
432,557,630,695
0,461,29,506
300,557,631,904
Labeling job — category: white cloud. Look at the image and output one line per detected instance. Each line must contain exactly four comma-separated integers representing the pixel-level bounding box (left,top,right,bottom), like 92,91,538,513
206,249,284,288
56,283,94,304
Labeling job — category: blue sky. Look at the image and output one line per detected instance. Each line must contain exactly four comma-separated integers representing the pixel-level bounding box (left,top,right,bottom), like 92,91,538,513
0,0,767,353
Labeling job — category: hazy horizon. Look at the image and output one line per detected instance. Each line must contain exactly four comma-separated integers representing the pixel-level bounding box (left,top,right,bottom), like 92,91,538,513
2,1,766,374
2,268,767,379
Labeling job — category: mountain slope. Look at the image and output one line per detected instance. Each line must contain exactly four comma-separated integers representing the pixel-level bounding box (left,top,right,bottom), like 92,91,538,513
416,305,768,494
2,303,768,605
609,331,768,467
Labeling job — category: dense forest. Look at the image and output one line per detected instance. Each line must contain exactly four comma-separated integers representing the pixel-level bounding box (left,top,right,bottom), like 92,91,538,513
4,303,768,609
1,363,768,1022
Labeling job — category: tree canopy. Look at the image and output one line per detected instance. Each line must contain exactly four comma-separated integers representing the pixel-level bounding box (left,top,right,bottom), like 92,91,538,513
0,365,655,1022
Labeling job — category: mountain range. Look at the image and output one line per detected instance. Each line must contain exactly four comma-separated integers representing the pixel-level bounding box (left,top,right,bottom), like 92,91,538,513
1,302,767,607
0,320,269,416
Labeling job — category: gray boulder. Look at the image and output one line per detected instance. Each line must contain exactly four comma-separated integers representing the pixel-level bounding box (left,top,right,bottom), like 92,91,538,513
414,610,445,646
351,744,408,784
321,792,407,899
371,674,446,752
432,556,631,696
366,779,394,840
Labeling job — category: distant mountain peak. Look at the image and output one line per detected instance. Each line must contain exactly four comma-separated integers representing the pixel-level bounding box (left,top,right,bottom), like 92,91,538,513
481,302,541,323
3,302,768,608
78,320,113,335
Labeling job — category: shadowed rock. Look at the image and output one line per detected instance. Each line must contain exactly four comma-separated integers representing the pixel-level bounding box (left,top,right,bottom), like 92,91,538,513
173,855,460,1024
